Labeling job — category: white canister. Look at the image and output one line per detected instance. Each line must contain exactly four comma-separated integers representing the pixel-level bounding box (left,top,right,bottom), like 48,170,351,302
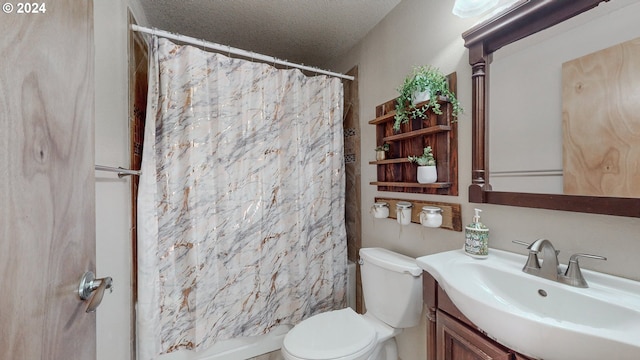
420,206,443,228
371,202,389,218
417,165,438,184
396,201,413,225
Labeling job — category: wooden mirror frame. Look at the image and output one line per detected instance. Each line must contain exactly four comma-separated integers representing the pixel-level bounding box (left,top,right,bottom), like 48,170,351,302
463,0,640,218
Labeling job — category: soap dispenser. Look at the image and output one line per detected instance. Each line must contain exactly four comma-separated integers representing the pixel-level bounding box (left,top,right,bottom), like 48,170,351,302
464,208,489,258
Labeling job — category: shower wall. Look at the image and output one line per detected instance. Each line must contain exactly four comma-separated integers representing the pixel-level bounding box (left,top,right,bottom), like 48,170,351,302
342,67,364,313
343,66,361,264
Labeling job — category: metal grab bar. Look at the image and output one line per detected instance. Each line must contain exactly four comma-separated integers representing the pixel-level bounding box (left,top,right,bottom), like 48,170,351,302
95,165,141,178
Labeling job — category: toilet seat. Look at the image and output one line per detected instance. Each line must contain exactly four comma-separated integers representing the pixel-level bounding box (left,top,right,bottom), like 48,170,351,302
282,308,378,360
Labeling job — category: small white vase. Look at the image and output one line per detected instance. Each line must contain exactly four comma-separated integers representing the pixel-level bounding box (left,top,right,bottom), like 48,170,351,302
417,165,437,184
412,88,430,105
375,150,386,161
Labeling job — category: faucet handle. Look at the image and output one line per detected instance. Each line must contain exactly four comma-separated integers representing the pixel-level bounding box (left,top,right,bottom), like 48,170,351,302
569,253,607,263
512,240,532,247
562,253,607,288
512,240,541,271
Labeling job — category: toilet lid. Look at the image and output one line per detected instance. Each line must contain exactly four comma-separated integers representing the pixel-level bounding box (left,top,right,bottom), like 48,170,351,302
284,308,377,360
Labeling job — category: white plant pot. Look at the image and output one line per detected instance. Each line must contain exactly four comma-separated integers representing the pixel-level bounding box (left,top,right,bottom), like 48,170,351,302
412,89,430,105
375,150,386,161
417,165,437,184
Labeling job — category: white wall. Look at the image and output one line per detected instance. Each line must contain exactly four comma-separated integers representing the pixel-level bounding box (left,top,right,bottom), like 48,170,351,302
328,1,640,360
94,1,147,359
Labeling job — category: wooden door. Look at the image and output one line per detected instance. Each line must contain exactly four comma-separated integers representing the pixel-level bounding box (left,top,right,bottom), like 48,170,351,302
437,311,512,360
0,1,96,359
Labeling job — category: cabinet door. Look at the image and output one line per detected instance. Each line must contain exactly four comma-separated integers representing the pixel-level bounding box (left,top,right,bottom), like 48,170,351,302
437,311,511,360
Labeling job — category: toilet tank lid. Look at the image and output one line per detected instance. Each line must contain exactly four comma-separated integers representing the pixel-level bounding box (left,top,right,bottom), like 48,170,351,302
359,248,422,276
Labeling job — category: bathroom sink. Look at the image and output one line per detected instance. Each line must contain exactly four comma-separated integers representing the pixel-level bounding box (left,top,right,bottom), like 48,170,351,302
416,249,640,360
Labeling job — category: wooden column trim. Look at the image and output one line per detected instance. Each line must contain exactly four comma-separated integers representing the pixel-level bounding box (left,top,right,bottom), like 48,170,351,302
469,44,491,203
424,272,438,360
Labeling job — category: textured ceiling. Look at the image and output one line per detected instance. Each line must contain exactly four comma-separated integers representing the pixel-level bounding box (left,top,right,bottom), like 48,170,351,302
138,0,402,68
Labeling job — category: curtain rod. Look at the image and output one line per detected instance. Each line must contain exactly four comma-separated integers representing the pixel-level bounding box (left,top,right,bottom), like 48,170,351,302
130,24,354,81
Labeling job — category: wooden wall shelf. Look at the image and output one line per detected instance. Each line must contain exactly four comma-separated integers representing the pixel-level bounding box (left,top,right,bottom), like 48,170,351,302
369,158,409,165
368,111,396,125
383,125,451,142
370,181,452,189
375,197,462,231
370,73,458,195
367,97,449,125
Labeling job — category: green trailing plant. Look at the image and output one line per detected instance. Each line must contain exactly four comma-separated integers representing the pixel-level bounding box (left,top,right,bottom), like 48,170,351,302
408,146,436,166
393,65,463,131
374,143,390,152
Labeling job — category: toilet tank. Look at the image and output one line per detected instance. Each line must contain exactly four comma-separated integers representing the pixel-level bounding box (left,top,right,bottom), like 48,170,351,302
359,247,423,328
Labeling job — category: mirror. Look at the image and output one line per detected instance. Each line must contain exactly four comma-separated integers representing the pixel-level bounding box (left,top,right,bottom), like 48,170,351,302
463,0,640,217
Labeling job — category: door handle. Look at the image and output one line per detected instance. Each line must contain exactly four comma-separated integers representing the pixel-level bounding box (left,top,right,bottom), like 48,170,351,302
78,271,113,313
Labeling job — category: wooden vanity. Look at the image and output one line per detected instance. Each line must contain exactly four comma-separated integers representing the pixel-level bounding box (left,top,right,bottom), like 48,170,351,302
423,271,535,360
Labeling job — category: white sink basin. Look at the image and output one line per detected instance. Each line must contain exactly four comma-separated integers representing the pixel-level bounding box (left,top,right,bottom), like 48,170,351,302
416,249,640,360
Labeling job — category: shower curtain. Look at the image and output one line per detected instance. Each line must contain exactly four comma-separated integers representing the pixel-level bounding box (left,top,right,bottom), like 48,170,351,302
137,36,347,358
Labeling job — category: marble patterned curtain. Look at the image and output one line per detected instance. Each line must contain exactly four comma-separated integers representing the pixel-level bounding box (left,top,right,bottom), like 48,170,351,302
137,36,346,358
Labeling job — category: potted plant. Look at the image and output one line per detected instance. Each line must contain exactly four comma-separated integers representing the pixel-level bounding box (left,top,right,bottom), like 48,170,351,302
408,146,437,183
374,143,390,161
393,65,463,131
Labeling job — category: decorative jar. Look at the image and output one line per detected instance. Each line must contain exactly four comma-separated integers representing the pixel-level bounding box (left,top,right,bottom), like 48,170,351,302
371,202,389,218
396,201,413,225
420,206,442,227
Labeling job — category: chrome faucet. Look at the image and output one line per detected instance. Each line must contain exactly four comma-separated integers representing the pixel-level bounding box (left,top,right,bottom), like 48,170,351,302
512,239,606,288
522,239,560,281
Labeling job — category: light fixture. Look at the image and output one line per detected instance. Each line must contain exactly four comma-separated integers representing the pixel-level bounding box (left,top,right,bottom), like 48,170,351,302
452,0,500,18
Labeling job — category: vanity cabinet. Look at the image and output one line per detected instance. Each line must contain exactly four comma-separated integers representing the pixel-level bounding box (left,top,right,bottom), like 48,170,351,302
423,272,535,360
369,73,458,196
437,311,511,360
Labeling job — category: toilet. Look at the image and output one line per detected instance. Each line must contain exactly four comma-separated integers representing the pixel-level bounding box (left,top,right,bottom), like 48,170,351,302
281,247,423,360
